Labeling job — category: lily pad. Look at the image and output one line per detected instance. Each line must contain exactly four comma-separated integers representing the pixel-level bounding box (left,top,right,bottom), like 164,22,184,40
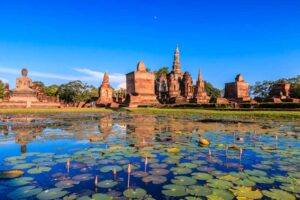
162,184,187,197
36,188,69,200
262,189,295,200
171,176,197,186
97,180,118,188
28,167,51,174
123,188,146,198
7,186,42,199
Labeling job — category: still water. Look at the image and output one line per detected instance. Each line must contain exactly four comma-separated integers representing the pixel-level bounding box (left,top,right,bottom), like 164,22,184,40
0,112,299,199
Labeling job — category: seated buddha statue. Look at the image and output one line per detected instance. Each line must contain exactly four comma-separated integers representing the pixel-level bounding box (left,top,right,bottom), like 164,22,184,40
14,68,34,92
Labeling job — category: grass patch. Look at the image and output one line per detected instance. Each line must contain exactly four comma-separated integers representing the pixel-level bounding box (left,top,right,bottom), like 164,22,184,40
126,108,300,120
0,107,299,121
0,108,113,114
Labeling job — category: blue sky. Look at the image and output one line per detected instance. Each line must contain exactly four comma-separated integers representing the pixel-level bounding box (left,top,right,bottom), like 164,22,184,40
0,0,299,89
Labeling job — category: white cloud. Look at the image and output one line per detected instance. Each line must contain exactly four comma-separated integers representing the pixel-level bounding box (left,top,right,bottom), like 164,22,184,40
0,67,127,89
0,77,9,83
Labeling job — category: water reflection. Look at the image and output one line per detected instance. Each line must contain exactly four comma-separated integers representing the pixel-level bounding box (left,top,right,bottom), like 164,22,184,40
0,113,299,199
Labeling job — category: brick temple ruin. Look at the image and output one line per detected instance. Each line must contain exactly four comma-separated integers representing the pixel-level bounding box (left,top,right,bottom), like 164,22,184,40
1,47,299,108
0,68,60,108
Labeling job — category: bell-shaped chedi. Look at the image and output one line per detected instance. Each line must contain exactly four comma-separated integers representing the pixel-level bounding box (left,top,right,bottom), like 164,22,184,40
193,70,210,103
96,72,114,106
125,61,159,107
224,73,250,102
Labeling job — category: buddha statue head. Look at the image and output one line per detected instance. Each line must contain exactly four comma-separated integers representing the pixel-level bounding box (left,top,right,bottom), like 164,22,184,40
21,68,28,77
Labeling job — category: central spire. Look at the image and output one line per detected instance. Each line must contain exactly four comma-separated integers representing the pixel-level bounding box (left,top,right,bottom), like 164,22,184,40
198,69,202,81
102,72,109,85
172,44,181,74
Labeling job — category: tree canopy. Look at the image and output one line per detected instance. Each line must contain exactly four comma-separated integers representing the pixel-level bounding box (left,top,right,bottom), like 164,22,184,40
250,75,300,98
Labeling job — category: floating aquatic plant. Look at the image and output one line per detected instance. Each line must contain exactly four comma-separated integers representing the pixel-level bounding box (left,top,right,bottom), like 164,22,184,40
97,180,118,188
123,188,146,198
27,167,51,174
0,170,24,179
192,172,213,181
99,165,122,173
171,167,192,175
7,185,42,199
142,175,167,184
36,188,69,200
162,184,187,197
171,176,197,186
262,189,296,200
186,185,212,196
229,186,262,199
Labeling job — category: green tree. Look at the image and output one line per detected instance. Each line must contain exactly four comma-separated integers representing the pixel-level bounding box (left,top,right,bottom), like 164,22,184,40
45,84,59,96
0,80,4,99
204,81,221,98
155,67,169,79
33,81,46,90
56,80,96,104
250,81,274,98
287,75,300,98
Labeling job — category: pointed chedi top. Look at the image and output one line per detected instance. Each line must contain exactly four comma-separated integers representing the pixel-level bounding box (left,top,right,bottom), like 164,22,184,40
198,69,202,81
172,44,181,74
102,71,109,85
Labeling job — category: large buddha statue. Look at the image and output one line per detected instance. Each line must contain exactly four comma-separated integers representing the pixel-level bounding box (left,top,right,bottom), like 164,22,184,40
14,68,34,92
10,68,39,102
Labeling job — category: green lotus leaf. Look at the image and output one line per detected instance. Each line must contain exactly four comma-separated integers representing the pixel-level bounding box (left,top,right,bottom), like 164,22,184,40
171,167,192,175
162,184,187,197
248,175,274,184
36,188,69,200
27,167,51,174
123,188,146,198
210,189,234,200
262,189,295,200
72,174,93,181
91,193,114,200
99,165,122,173
229,186,262,199
187,185,212,196
207,179,233,189
192,172,213,180
219,174,240,182
4,177,34,187
171,176,197,186
142,175,167,184
280,183,300,194
149,168,169,176
234,179,256,187
206,194,224,200
244,169,267,177
178,162,198,169
97,180,118,188
7,186,42,199
12,163,35,170
149,163,168,169
55,180,79,189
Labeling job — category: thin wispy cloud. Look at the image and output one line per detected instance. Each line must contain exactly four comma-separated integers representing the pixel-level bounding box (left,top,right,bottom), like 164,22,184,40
0,67,126,89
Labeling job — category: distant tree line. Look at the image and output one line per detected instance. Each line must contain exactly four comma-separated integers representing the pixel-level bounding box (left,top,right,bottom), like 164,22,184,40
250,75,300,98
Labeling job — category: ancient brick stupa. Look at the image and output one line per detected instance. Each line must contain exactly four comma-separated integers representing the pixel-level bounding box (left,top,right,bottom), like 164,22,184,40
96,72,114,106
125,61,159,107
193,70,210,103
224,74,250,102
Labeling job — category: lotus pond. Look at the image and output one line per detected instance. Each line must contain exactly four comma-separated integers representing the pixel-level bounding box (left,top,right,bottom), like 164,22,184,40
0,112,299,200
